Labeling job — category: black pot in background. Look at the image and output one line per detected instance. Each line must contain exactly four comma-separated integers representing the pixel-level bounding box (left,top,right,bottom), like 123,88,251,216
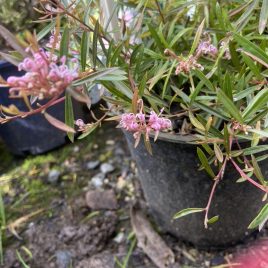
124,131,265,249
0,61,89,156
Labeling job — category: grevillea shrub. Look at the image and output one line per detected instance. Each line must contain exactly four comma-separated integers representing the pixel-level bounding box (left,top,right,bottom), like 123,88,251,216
1,0,268,230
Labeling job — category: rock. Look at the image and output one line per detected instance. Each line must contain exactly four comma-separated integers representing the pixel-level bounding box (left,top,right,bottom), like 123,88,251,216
55,250,72,268
76,252,115,268
100,163,115,174
86,190,117,210
86,160,100,170
48,170,60,184
91,173,105,188
113,232,125,243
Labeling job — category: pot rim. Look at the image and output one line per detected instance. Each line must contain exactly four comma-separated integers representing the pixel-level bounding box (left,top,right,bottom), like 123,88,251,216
150,131,197,144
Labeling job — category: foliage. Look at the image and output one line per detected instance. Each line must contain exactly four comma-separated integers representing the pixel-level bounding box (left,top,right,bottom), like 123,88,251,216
1,0,268,230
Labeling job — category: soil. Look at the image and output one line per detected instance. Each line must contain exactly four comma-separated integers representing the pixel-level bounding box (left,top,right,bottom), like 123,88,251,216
0,123,267,268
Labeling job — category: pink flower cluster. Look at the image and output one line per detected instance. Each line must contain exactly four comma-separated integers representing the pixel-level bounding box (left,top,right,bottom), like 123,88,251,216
197,41,218,58
7,49,78,99
120,110,172,145
175,55,204,75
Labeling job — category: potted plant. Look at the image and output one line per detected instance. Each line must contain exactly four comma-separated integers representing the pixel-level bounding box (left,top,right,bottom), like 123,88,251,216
1,0,268,248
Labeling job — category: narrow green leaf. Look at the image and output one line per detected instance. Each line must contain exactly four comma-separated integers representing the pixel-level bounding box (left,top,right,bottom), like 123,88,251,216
147,24,164,50
81,32,89,71
65,93,75,142
242,89,268,120
197,147,215,178
37,20,56,41
189,19,205,55
60,26,70,58
248,128,268,138
162,60,176,98
218,89,243,123
92,21,99,68
223,72,233,101
173,208,205,220
234,33,268,68
194,101,229,121
259,0,268,34
248,203,268,229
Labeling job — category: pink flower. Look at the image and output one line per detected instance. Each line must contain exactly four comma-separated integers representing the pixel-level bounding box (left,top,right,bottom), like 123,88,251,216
197,41,218,57
7,49,78,100
120,108,171,146
46,30,62,50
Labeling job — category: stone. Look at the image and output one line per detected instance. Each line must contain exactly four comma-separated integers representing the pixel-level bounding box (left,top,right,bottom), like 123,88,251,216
91,173,105,188
55,250,72,268
100,163,115,174
48,170,60,184
86,190,117,210
86,160,100,170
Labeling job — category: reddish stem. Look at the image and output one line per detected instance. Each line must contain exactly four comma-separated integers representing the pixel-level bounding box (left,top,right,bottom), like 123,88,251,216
230,158,268,193
0,96,65,123
204,158,227,228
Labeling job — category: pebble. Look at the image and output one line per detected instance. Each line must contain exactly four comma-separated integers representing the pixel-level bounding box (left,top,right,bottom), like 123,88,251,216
55,250,72,268
86,189,117,210
91,173,105,188
48,170,60,184
100,163,115,174
113,232,124,243
86,160,100,170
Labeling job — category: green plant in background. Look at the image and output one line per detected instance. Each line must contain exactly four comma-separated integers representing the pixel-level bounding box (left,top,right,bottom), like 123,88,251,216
1,0,268,233
0,0,36,32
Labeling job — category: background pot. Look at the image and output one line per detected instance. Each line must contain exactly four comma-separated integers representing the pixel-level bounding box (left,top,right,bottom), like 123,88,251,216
0,60,90,156
124,131,265,249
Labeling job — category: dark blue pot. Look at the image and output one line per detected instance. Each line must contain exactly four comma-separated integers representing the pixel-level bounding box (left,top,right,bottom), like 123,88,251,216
0,61,87,156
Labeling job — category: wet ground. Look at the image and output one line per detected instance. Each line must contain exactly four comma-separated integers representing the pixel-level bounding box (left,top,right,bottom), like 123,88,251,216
0,123,267,268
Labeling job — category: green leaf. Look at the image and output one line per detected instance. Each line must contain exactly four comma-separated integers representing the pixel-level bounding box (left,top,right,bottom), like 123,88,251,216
73,68,126,86
194,101,229,121
169,27,192,48
247,128,268,138
207,215,219,224
37,20,56,41
197,147,215,178
92,21,99,68
190,69,215,104
248,203,268,229
162,60,176,98
189,19,205,55
147,23,164,50
65,93,75,142
218,89,243,123
173,208,205,220
189,112,205,131
78,124,98,139
235,0,259,32
234,33,268,68
223,72,233,101
81,32,89,71
242,90,268,120
60,26,70,59
259,0,268,34
214,143,223,163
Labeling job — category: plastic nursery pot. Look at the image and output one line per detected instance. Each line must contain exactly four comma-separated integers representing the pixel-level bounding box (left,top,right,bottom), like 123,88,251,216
124,131,265,249
0,60,88,156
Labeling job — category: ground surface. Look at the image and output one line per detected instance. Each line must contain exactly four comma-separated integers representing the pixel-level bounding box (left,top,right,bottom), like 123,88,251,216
0,123,267,268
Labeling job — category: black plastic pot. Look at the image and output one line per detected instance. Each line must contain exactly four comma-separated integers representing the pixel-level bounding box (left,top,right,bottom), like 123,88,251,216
124,132,265,249
0,61,88,156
